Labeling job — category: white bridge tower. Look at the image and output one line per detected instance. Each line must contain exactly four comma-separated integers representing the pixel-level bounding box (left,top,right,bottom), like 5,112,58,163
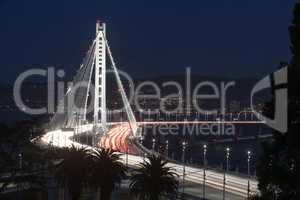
94,21,107,129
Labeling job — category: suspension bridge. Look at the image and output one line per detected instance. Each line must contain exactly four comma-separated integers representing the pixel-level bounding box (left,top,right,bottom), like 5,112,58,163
38,21,267,199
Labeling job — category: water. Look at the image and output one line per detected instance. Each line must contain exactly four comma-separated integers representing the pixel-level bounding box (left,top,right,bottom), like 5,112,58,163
142,123,272,175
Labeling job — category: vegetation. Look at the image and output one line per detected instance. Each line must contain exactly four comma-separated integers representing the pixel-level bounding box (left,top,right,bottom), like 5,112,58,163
256,3,300,200
88,148,127,200
54,145,91,200
0,121,179,200
0,120,49,193
130,155,179,200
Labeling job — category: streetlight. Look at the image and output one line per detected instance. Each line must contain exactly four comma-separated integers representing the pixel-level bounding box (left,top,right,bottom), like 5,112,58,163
247,150,252,198
18,153,22,170
18,153,23,200
73,112,78,142
203,144,207,199
226,147,230,171
182,141,187,196
126,146,129,168
51,133,54,146
165,140,169,157
223,147,230,200
152,138,156,151
139,137,145,161
139,137,144,145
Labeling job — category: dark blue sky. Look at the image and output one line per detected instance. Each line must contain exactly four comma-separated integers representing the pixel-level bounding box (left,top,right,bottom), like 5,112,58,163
0,0,297,83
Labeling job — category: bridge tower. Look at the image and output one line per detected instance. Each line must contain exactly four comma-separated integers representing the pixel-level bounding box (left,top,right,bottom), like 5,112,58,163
94,21,107,129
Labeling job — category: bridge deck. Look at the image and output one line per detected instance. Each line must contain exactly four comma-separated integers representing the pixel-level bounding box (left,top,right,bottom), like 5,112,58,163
40,125,259,198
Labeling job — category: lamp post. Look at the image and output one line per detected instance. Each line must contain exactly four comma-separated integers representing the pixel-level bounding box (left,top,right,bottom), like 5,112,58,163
139,137,146,162
223,147,230,200
64,135,67,147
74,112,77,142
203,144,207,199
165,140,169,157
152,138,156,151
226,147,230,171
18,153,22,170
182,141,187,196
247,150,251,198
125,146,128,168
18,153,23,200
139,136,144,146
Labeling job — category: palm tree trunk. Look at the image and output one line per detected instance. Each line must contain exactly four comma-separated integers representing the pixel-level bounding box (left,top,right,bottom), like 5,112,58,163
100,187,112,200
96,187,101,200
58,186,65,200
150,194,159,200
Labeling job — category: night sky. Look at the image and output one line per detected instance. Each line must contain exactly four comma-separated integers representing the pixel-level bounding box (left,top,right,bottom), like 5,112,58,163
0,0,297,84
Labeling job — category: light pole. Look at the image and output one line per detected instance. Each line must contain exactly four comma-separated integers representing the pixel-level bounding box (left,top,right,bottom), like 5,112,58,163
223,147,230,200
182,141,187,196
78,115,82,143
247,150,251,198
152,138,156,151
73,112,77,142
65,135,67,147
226,147,230,171
140,136,144,145
203,144,207,199
18,153,22,170
139,137,146,161
125,146,129,168
165,140,169,157
18,153,23,200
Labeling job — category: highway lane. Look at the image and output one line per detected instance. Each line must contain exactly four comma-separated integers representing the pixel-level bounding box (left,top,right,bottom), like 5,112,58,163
99,123,132,153
121,154,257,197
40,126,259,198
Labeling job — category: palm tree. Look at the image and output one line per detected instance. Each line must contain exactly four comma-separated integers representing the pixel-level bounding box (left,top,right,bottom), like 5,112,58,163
88,148,126,200
54,145,91,200
130,155,179,200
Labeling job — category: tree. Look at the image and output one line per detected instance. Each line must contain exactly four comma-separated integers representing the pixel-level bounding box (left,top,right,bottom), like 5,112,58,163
256,3,300,200
0,121,48,193
88,148,126,200
54,145,90,200
130,155,178,200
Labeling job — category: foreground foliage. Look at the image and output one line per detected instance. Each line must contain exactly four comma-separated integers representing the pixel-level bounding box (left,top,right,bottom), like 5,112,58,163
130,155,179,200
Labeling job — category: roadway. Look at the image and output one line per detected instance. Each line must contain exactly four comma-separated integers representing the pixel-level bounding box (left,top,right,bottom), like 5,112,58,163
40,124,259,199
